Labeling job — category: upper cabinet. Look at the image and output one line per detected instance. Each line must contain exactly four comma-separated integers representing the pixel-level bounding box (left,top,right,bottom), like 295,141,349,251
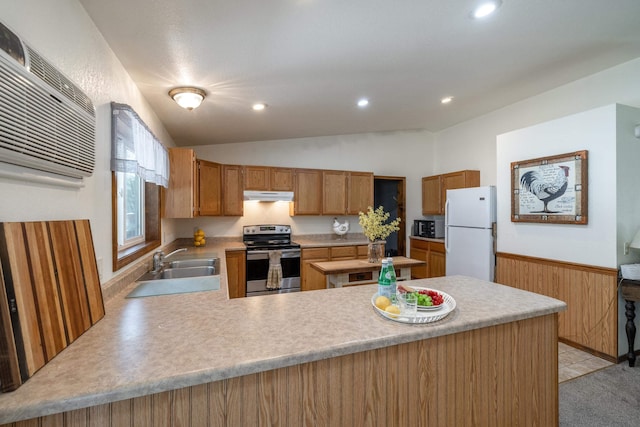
164,148,197,218
222,164,244,216
291,168,323,215
322,170,347,215
164,149,225,218
270,167,294,191
422,170,480,215
347,172,374,215
244,166,294,191
165,153,372,218
197,160,222,216
243,165,270,190
295,169,373,216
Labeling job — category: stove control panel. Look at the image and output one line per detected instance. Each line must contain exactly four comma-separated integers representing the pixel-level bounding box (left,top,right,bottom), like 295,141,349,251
243,225,291,235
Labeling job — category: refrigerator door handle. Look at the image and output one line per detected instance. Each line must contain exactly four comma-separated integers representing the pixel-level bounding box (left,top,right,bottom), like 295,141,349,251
444,199,450,253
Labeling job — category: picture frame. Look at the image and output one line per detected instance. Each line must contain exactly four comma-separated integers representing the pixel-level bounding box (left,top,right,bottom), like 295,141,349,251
511,150,588,224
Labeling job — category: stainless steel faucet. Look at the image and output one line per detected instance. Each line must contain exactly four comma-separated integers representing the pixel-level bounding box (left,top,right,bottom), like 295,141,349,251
152,248,188,272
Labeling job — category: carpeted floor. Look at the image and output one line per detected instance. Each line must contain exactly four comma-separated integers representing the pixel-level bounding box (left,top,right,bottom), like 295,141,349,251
559,362,640,426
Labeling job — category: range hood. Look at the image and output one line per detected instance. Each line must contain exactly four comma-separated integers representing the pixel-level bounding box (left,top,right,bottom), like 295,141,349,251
243,190,294,202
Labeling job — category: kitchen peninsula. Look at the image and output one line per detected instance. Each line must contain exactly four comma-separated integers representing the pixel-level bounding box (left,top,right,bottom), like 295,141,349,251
0,242,566,426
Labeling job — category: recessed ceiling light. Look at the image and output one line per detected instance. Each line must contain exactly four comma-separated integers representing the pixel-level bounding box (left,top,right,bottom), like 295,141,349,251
441,96,454,104
357,98,369,108
252,103,267,111
471,1,501,19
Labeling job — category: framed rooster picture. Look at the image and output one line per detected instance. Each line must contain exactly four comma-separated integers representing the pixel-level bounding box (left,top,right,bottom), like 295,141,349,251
511,150,588,224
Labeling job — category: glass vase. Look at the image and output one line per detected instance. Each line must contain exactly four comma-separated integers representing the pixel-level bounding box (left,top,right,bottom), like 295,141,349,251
367,241,384,263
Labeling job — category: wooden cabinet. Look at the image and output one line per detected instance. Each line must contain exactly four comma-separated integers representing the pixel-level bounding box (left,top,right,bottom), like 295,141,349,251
164,149,224,218
225,250,246,299
164,148,197,218
428,241,446,278
270,167,294,191
301,247,330,291
197,160,222,216
422,170,479,215
409,238,445,278
421,175,442,216
322,170,347,215
347,172,374,215
222,165,244,216
244,166,294,191
291,169,323,215
166,156,372,218
244,166,270,190
301,245,369,291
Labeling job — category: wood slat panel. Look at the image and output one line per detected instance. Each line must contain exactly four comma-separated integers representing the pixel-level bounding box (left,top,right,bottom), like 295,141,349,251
48,221,91,342
3,314,559,427
73,220,104,323
22,222,66,361
0,223,45,378
0,260,22,392
496,252,618,358
151,391,171,427
190,383,209,427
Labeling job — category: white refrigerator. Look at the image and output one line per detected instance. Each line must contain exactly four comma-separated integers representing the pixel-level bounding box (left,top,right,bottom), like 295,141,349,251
445,186,496,281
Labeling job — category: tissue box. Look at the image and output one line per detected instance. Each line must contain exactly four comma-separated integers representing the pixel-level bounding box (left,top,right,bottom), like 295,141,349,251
620,264,640,280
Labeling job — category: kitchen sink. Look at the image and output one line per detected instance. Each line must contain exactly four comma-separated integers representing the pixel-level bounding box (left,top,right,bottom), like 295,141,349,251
126,258,221,298
160,266,216,279
169,258,218,269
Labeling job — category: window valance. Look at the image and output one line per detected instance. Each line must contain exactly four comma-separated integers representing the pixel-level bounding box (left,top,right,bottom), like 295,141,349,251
110,102,169,187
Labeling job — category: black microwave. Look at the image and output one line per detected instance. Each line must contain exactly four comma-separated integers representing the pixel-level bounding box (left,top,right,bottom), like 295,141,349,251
413,219,444,238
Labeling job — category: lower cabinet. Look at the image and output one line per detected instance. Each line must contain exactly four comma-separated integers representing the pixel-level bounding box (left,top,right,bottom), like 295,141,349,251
410,238,445,279
301,245,368,291
301,247,330,291
225,250,246,298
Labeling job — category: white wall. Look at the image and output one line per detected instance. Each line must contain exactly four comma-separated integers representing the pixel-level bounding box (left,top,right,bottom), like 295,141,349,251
0,0,176,282
495,105,619,268
615,104,640,266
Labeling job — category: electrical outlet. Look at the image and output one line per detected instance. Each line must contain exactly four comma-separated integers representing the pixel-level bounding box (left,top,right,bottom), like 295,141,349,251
624,242,630,255
97,257,103,279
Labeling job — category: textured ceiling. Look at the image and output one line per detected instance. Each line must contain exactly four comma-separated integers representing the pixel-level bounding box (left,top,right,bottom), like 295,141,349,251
79,0,640,146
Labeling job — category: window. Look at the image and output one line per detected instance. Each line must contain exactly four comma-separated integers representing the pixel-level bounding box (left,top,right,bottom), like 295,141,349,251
116,171,144,248
110,103,168,271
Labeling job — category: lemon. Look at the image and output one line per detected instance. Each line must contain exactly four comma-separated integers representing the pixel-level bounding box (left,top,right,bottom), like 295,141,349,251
384,305,400,318
375,295,391,310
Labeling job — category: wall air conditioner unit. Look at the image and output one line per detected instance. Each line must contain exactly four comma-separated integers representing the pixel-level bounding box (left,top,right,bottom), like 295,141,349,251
0,20,95,183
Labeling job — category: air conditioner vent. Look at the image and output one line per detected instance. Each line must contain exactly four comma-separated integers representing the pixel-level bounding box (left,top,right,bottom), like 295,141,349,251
26,47,95,118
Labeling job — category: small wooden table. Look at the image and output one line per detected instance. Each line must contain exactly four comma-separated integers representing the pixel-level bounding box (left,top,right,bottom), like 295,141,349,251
310,256,426,288
621,278,640,367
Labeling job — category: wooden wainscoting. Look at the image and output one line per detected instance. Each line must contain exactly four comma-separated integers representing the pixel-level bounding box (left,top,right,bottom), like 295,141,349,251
0,314,559,427
496,252,618,360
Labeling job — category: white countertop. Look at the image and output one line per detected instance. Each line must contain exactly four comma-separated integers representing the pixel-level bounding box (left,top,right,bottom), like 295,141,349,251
0,242,566,423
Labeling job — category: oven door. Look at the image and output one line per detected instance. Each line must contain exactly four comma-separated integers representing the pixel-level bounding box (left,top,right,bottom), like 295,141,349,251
246,249,301,295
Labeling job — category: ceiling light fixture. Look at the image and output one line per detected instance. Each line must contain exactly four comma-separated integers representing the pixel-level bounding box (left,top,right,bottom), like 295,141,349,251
357,98,369,108
168,87,206,110
471,1,501,19
252,103,267,111
441,96,454,104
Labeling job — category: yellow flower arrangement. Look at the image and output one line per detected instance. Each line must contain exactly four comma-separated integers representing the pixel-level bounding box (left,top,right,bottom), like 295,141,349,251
358,206,401,242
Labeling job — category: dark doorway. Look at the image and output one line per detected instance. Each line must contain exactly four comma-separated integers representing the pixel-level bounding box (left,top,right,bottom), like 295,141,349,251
373,176,406,257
